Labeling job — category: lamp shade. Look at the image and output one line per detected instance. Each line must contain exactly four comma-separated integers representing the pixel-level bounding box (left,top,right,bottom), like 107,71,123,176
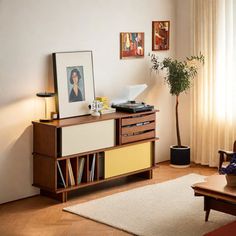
36,92,55,97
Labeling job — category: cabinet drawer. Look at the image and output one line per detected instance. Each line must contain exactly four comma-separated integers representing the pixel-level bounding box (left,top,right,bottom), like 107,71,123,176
121,130,155,144
104,142,152,178
122,122,155,135
61,120,115,156
121,113,155,126
120,113,156,144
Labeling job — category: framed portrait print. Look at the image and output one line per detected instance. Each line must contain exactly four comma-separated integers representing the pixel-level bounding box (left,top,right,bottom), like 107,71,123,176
120,32,144,59
53,51,95,119
152,21,170,51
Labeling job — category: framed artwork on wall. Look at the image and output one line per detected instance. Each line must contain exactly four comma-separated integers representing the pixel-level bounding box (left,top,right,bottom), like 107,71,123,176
120,32,144,59
152,21,170,51
53,51,95,119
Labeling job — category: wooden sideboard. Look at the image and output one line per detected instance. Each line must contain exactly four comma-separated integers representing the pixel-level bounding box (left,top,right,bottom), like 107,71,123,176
32,110,158,202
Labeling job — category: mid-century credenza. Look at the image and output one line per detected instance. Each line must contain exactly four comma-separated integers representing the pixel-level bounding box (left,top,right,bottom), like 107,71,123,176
32,110,158,202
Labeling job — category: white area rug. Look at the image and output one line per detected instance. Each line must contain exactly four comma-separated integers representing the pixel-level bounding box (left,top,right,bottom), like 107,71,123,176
64,174,235,236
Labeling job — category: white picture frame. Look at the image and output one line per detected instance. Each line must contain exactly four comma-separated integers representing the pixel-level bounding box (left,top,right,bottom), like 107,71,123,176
53,51,95,119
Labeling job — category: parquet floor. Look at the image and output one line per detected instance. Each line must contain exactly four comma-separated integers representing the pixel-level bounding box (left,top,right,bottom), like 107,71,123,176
0,162,217,236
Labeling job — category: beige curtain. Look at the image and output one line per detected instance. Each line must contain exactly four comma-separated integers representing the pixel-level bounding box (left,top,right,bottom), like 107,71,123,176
191,0,236,167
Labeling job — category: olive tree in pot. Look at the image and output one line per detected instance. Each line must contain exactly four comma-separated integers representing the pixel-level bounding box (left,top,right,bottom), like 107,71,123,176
150,53,204,167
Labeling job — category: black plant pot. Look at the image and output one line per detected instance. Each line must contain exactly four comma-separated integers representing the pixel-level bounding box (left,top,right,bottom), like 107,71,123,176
170,145,190,168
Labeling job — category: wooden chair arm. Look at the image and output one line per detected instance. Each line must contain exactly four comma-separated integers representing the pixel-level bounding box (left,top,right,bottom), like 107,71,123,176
218,150,236,170
218,150,235,156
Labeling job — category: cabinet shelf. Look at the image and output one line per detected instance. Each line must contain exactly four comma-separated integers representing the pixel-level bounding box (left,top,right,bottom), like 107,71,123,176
32,111,158,202
56,166,155,193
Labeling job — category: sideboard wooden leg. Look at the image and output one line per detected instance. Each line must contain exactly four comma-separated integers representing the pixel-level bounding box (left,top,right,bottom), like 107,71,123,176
147,170,153,179
61,192,67,202
40,189,67,202
136,170,153,179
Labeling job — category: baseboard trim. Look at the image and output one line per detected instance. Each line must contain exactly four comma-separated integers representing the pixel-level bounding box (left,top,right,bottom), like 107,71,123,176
0,193,39,206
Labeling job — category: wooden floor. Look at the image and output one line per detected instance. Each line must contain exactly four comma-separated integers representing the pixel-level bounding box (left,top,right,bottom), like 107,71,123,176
0,162,217,236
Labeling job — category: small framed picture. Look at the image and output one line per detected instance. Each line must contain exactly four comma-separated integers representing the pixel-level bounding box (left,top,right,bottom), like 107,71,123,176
53,51,95,119
152,21,170,51
120,32,144,59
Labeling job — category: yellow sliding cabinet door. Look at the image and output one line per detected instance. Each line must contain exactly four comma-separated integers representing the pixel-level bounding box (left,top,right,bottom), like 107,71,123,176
105,142,152,178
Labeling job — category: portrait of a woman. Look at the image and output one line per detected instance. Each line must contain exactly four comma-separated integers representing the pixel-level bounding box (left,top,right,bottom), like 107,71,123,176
68,68,85,103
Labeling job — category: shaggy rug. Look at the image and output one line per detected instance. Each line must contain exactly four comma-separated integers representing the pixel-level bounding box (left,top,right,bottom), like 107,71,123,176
64,174,235,236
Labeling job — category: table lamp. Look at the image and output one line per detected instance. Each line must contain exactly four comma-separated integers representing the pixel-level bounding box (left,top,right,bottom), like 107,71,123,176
36,92,56,122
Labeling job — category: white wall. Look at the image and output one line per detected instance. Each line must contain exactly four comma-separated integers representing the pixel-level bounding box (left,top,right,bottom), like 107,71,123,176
0,0,176,204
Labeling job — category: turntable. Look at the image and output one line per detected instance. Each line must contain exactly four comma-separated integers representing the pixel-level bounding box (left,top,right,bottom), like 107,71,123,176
111,84,155,113
112,101,154,113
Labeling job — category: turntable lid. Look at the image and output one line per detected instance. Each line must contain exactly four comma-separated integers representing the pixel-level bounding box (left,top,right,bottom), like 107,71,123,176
112,84,148,105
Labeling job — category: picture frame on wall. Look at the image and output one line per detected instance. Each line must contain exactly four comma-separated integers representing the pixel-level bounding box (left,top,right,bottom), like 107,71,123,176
152,21,170,51
53,51,95,119
120,32,144,59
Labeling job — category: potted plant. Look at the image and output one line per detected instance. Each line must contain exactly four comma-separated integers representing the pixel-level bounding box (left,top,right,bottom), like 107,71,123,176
150,53,204,167
220,154,236,186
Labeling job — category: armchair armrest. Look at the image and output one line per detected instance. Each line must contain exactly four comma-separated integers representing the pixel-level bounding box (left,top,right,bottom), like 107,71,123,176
218,150,235,156
218,150,236,170
218,150,236,171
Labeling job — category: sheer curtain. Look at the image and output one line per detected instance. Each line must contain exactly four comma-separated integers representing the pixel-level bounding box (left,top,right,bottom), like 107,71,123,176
191,0,236,167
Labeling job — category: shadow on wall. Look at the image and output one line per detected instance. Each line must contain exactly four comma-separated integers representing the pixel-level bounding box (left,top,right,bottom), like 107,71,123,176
0,125,39,204
0,54,55,109
0,54,55,204
137,68,175,163
0,95,36,109
139,66,168,109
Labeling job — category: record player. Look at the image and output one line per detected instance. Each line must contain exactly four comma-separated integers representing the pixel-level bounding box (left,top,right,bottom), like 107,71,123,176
112,101,154,113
